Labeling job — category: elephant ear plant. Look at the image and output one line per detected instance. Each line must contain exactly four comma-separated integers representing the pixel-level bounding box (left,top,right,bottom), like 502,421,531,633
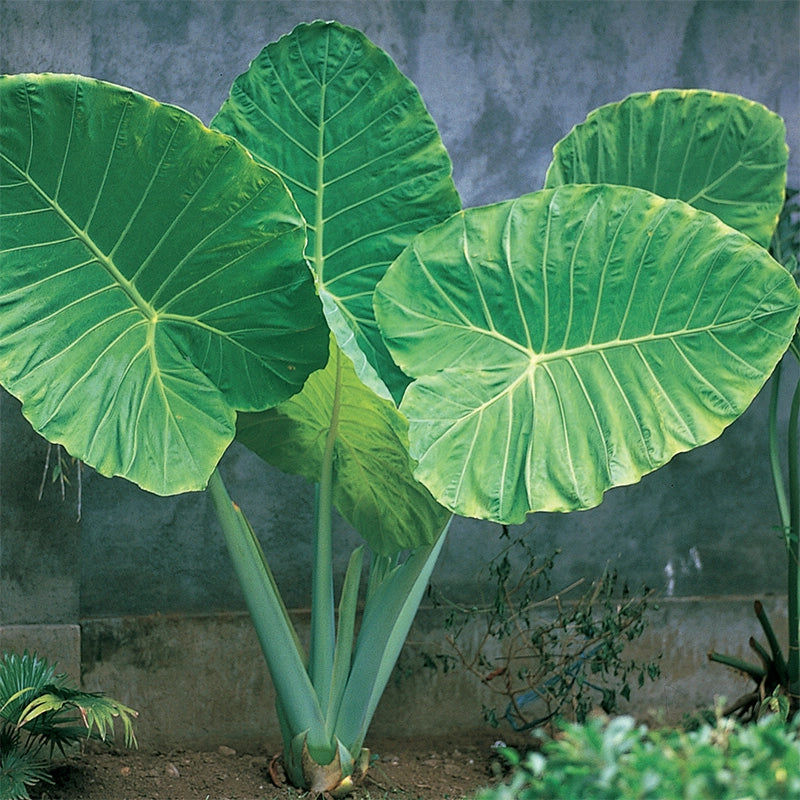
1,20,798,795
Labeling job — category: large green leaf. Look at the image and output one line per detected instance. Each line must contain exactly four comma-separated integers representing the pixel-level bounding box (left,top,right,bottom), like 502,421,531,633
545,90,787,248
0,74,328,495
374,184,800,523
236,336,449,554
212,20,461,402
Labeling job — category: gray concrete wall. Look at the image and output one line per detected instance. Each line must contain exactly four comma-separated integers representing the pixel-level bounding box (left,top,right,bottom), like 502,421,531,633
76,598,785,750
1,0,799,747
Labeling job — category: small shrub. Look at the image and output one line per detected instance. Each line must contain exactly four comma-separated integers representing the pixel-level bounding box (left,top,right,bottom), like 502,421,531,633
476,712,800,800
0,651,137,800
433,529,660,729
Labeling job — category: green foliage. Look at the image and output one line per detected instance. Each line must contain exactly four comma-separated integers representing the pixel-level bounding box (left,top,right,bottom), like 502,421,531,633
0,72,328,496
544,89,788,248
0,651,137,800
2,19,799,796
212,20,462,404
476,713,800,800
708,189,800,719
236,337,450,555
435,531,659,729
771,188,800,276
374,184,797,522
216,19,458,552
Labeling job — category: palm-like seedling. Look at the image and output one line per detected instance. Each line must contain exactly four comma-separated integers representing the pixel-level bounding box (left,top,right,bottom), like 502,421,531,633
0,651,137,800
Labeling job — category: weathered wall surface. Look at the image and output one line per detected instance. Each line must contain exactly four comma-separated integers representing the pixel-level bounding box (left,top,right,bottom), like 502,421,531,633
1,0,798,746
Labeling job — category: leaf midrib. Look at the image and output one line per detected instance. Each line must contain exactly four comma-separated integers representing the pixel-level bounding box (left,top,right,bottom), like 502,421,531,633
391,291,783,371
4,152,155,322
3,150,294,373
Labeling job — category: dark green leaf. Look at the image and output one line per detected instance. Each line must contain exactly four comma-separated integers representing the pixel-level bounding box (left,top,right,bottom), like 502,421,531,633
213,20,461,402
236,336,449,554
545,89,787,247
0,74,328,495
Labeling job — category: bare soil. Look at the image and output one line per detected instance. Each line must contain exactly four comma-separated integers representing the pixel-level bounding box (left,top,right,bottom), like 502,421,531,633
31,731,516,800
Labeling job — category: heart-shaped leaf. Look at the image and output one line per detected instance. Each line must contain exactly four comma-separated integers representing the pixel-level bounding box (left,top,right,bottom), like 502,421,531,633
236,336,450,554
0,74,328,495
375,184,800,522
212,20,461,402
545,90,787,247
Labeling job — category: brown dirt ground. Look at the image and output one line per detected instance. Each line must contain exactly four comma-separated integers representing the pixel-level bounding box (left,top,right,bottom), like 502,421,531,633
30,731,521,800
